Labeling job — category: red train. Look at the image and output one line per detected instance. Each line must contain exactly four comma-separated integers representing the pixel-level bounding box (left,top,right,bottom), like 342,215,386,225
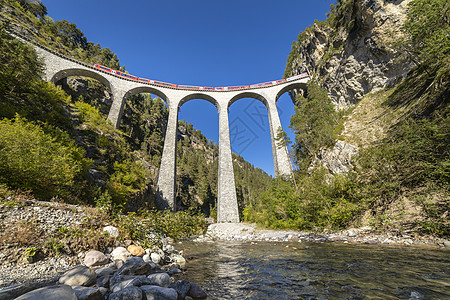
93,64,308,91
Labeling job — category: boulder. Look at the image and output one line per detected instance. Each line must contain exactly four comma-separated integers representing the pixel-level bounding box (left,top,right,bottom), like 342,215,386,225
150,252,162,264
84,250,108,267
14,285,77,300
188,283,207,299
127,245,145,257
169,280,191,300
147,273,170,288
95,267,115,277
111,247,131,262
109,275,153,293
140,285,177,300
72,286,105,300
116,257,150,276
170,254,186,266
108,286,142,300
96,275,111,288
59,266,97,286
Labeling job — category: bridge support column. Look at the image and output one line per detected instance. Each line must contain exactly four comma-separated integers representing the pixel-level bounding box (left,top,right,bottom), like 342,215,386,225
107,87,127,128
156,104,179,210
267,101,293,178
217,105,240,223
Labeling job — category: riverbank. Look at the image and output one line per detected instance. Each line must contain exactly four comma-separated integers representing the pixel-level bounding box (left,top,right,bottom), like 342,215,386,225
1,198,449,298
195,222,450,249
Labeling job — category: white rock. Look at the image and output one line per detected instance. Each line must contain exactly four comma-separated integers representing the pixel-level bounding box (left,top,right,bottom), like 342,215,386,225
83,250,108,267
150,253,161,264
111,247,131,262
143,254,152,262
103,225,119,238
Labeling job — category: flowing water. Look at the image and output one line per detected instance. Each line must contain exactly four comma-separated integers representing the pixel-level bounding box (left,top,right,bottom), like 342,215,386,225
178,241,450,299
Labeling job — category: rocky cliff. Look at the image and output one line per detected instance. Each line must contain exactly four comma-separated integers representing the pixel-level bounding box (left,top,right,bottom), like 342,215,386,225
286,0,417,175
286,0,414,109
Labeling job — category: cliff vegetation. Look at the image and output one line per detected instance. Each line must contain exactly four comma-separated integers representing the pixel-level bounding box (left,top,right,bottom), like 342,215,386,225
245,0,449,236
0,0,273,223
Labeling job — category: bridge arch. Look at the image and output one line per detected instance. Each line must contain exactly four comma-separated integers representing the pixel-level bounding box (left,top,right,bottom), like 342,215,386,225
51,68,112,90
178,93,220,111
275,81,307,102
228,91,269,110
123,86,170,109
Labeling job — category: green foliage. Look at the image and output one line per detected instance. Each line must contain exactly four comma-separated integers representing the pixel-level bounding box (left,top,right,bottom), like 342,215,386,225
400,0,450,74
1,0,122,69
117,209,206,246
0,116,91,200
107,160,149,205
244,172,362,230
357,117,449,193
290,81,341,169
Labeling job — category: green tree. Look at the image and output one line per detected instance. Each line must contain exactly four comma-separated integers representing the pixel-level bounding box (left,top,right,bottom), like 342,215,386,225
401,0,450,73
289,81,339,169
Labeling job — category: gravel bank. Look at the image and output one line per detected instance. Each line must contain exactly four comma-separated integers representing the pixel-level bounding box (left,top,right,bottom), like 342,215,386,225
195,223,450,248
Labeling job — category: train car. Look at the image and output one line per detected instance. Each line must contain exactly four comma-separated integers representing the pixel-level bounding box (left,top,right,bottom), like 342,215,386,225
286,72,309,81
93,64,113,73
154,80,177,88
116,71,138,81
250,81,273,88
201,87,215,91
227,85,249,91
214,87,227,91
275,79,286,84
138,77,151,83
178,85,202,90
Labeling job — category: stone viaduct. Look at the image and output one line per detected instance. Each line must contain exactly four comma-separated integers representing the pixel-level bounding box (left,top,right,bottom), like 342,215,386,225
17,34,309,222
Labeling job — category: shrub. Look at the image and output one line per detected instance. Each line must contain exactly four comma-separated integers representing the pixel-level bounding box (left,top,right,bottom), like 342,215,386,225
0,115,91,200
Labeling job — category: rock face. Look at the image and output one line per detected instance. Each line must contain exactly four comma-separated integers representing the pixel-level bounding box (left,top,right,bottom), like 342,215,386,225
287,0,414,109
309,140,359,175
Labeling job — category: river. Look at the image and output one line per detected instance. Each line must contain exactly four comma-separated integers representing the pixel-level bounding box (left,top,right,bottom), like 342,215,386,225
177,241,449,299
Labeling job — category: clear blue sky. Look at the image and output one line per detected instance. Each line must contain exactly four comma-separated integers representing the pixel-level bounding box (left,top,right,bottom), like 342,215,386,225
42,0,334,176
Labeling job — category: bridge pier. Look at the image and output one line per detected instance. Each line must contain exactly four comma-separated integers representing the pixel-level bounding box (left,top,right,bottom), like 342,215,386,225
107,87,128,128
156,103,179,210
217,105,240,223
267,100,293,178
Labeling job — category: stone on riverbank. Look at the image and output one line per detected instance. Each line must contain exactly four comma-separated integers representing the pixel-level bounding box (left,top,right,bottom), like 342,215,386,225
72,286,106,300
14,285,76,300
187,283,207,299
169,280,191,300
140,285,177,300
127,245,145,257
108,286,142,300
84,250,109,267
115,257,151,276
147,273,170,288
59,266,96,286
111,247,131,262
